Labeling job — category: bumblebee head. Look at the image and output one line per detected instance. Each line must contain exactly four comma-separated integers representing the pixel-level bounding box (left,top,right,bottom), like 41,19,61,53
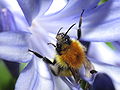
56,24,76,45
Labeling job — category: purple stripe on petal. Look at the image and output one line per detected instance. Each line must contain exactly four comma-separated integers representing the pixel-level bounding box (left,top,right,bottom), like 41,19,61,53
15,56,54,90
0,31,32,62
0,0,30,32
0,8,17,32
88,42,120,66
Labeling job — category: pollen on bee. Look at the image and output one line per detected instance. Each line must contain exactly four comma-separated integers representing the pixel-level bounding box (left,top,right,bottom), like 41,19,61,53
56,40,86,69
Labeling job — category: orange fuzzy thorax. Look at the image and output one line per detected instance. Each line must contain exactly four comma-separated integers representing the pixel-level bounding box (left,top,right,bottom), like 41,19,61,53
56,40,86,69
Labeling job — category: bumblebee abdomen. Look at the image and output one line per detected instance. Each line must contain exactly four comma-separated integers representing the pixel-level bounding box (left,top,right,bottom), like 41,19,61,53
56,40,86,69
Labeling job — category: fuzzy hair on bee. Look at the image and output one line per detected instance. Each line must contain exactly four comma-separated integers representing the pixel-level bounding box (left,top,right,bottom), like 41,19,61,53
29,10,97,85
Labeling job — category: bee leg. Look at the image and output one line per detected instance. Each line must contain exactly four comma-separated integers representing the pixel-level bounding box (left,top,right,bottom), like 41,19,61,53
78,10,90,54
28,49,54,64
90,70,97,74
28,49,63,76
77,10,84,40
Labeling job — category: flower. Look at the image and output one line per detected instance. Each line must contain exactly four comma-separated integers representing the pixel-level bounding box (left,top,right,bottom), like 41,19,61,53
0,8,32,62
0,0,120,90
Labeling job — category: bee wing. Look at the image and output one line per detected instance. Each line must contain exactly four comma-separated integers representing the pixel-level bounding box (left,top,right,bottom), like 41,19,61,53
69,67,81,83
83,58,95,77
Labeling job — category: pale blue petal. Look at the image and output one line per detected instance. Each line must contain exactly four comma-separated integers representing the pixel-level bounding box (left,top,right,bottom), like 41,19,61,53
60,77,82,90
28,23,56,59
81,0,120,41
0,8,17,32
43,0,100,20
15,57,37,90
0,0,29,32
0,1,7,8
39,0,100,35
54,77,70,90
0,31,32,62
17,0,53,25
88,42,120,66
15,56,54,90
112,41,120,51
44,0,67,15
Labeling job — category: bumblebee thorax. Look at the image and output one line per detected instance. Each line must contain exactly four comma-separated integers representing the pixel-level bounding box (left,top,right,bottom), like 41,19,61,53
56,40,86,69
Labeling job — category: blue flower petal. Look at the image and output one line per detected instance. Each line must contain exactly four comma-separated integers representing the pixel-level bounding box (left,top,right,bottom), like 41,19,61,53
54,77,71,90
44,0,67,15
15,56,54,90
88,42,120,66
1,0,29,32
81,0,120,41
0,31,32,62
0,8,17,32
0,1,7,8
60,77,82,90
17,0,53,25
112,41,120,51
92,73,115,90
28,23,56,58
43,0,100,19
38,0,100,37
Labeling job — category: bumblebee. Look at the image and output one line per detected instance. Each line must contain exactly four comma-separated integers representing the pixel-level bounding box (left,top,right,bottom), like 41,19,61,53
29,10,96,85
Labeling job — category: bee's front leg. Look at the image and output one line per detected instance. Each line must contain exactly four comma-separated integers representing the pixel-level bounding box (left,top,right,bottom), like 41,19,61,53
28,49,61,76
28,49,54,64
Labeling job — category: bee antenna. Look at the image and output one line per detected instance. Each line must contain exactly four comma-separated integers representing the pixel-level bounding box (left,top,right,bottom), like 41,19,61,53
57,27,63,35
64,23,76,36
